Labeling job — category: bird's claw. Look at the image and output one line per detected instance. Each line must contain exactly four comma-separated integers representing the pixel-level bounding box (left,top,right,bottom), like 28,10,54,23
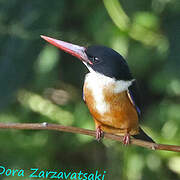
96,126,104,142
123,133,130,145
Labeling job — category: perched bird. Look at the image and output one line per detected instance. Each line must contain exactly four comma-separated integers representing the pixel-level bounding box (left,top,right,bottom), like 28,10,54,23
41,35,154,144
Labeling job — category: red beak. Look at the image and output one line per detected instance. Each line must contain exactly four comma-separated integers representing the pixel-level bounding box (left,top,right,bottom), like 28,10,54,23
41,35,92,64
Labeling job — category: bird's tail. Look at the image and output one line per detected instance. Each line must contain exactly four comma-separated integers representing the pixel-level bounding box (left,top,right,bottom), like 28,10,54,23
133,127,155,143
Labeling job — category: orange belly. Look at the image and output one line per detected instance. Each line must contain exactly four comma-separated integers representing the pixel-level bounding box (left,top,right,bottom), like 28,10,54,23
83,83,139,135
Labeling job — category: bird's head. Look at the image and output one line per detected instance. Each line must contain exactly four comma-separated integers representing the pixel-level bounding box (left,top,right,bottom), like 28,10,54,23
41,36,132,81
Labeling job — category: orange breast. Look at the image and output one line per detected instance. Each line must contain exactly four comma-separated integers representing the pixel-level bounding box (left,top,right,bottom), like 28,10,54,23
83,82,139,135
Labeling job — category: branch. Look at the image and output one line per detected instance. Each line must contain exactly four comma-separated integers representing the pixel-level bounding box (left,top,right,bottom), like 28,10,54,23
0,122,179,152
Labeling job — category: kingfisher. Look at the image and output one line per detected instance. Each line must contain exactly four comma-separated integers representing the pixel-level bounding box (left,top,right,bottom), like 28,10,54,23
41,35,154,144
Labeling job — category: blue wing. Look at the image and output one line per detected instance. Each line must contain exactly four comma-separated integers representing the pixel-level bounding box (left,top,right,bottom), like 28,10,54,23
127,80,155,142
82,89,86,103
127,80,141,118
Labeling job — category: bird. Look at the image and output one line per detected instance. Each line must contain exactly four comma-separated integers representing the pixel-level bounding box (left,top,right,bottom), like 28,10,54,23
41,35,155,144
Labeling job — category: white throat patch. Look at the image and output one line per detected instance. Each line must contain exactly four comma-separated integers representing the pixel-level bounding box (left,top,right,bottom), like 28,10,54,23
84,66,134,114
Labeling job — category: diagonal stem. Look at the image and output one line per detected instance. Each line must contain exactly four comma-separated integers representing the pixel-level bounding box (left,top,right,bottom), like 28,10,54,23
0,122,179,152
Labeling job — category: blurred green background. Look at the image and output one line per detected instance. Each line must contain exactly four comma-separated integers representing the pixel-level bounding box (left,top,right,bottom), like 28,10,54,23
0,0,180,179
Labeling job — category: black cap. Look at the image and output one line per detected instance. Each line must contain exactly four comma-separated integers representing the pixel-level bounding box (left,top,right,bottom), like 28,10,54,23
85,45,132,80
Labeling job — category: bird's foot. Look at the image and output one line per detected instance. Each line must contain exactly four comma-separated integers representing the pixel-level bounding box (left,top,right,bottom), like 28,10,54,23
123,133,130,145
96,126,104,142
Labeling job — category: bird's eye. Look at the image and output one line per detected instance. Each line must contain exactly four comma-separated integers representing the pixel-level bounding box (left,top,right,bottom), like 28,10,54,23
88,55,100,64
93,57,99,63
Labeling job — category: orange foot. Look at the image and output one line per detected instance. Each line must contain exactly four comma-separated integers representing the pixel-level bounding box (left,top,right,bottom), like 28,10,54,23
123,133,130,145
96,126,104,142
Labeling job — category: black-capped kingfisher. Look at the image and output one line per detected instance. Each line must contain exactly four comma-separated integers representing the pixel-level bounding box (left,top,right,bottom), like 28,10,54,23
41,35,155,144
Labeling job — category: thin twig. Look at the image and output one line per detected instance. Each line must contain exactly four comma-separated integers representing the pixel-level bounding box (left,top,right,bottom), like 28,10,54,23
0,122,179,152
